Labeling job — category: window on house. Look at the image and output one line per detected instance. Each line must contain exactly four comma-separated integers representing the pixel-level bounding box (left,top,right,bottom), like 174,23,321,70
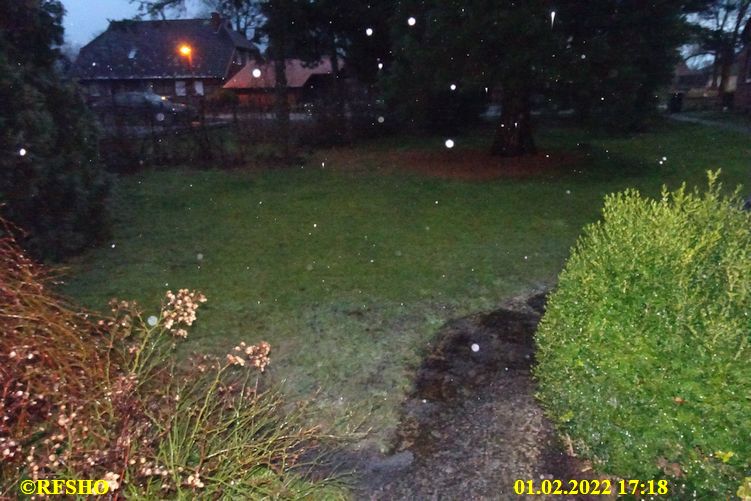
175,80,187,96
194,81,205,96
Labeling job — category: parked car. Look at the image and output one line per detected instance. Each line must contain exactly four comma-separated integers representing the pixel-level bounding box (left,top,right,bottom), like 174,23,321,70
92,92,199,124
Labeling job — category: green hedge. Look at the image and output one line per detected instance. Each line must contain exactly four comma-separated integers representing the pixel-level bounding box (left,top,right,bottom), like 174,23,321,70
535,172,751,499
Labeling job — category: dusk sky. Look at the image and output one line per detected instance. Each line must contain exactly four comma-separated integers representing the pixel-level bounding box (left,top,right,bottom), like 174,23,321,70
61,0,201,46
62,0,140,46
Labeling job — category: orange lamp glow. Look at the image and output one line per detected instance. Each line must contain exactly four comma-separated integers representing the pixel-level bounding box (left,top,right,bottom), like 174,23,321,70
179,44,192,56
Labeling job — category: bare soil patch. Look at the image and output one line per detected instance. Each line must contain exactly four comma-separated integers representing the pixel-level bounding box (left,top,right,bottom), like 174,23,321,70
329,291,607,500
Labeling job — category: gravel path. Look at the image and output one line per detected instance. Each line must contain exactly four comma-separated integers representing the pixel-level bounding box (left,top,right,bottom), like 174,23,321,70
342,291,605,500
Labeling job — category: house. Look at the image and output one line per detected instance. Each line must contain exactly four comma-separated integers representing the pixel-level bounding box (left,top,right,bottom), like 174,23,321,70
222,58,343,110
73,14,255,102
670,61,738,111
672,62,714,94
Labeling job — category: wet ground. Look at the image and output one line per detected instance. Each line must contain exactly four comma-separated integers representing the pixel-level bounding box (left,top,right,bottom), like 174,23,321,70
334,291,606,500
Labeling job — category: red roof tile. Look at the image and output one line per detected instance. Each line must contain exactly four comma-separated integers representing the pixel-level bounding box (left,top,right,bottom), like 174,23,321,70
223,57,342,89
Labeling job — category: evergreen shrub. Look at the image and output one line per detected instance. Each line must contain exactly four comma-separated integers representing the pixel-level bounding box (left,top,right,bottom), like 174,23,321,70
535,172,751,498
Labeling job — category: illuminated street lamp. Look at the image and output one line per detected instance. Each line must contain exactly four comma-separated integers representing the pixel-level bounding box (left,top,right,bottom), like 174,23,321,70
178,43,192,66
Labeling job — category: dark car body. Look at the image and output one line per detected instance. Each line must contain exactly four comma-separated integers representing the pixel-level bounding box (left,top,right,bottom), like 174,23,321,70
92,92,198,124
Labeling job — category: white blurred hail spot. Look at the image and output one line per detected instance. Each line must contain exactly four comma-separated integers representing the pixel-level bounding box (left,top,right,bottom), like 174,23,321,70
581,54,587,59
566,190,571,195
252,68,262,78
366,28,374,36
197,253,203,260
407,17,416,26
662,156,667,161
550,10,556,27
313,223,317,228
147,316,158,326
378,62,383,70
471,343,480,352
111,243,116,249
19,148,27,156
377,116,385,123
445,139,455,149
450,84,457,91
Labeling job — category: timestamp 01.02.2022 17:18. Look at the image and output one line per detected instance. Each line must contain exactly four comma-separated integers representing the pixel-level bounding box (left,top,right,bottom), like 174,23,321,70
514,479,670,496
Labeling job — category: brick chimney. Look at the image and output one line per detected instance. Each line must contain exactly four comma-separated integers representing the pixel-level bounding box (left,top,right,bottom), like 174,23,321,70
210,12,222,31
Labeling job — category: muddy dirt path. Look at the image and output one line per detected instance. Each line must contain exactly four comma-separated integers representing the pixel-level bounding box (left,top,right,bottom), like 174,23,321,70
344,291,604,500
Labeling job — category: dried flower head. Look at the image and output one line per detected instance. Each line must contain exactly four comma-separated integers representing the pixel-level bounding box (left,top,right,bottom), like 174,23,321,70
226,341,271,372
161,289,207,338
104,471,120,491
185,473,205,489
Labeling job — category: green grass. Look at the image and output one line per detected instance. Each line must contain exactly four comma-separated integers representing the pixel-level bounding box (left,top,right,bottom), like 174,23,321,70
682,109,751,129
62,120,751,449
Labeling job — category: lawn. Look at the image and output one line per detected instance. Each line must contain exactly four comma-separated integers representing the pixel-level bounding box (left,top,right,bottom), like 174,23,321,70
62,120,751,449
682,109,751,129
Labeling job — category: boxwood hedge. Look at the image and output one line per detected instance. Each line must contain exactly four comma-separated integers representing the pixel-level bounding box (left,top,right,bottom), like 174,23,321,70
535,172,750,499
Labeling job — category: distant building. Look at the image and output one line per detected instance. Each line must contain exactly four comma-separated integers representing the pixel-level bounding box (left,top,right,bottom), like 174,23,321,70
223,58,344,110
672,62,714,94
72,14,255,102
670,61,738,111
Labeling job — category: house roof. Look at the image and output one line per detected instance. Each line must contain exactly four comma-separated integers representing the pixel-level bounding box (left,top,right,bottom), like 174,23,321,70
73,18,254,80
223,58,342,89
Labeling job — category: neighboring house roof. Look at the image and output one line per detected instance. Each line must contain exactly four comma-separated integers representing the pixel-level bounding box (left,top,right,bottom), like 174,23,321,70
223,58,343,89
73,17,254,80
673,61,740,93
673,62,713,91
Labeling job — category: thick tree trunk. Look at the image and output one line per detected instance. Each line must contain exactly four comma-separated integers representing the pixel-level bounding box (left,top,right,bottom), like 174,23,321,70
719,48,734,100
271,45,290,160
491,90,536,157
328,34,350,143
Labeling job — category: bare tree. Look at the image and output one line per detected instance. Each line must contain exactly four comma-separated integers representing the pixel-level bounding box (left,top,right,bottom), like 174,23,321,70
689,0,751,96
